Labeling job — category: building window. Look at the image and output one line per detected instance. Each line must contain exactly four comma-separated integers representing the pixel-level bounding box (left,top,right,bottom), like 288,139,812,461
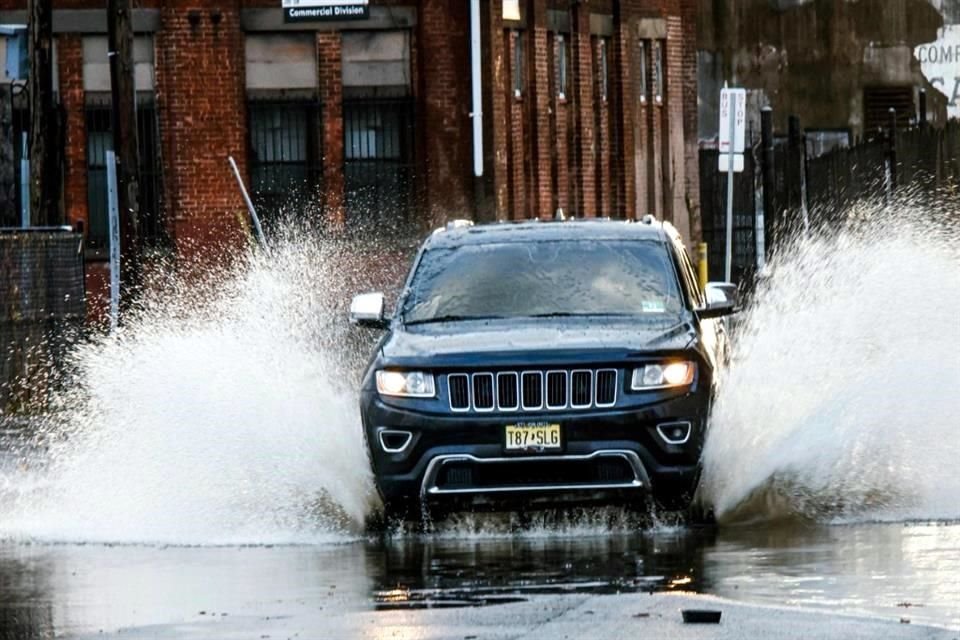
556,35,567,100
599,39,609,102
343,97,415,224
513,31,524,98
502,0,521,21
247,96,322,226
653,40,664,105
636,39,647,104
85,96,163,250
341,30,414,223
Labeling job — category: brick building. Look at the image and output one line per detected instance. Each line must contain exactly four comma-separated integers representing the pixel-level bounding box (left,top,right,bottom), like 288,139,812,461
0,0,698,315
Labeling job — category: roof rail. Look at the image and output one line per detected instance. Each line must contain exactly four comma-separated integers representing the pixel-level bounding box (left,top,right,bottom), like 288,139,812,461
445,219,474,231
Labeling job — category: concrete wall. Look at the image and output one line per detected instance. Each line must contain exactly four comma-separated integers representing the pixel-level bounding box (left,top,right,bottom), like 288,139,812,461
698,0,947,141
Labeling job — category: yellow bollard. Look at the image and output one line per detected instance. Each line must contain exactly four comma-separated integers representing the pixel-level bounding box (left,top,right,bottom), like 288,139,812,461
698,242,709,291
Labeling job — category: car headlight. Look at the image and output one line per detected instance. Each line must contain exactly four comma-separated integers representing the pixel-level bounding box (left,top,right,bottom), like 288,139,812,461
376,370,436,398
631,361,696,390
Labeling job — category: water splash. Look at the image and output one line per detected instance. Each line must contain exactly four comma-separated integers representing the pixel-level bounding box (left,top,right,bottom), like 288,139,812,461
3,204,958,544
0,225,413,545
700,205,960,524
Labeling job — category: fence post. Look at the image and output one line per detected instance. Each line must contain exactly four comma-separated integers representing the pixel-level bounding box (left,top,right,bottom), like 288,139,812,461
760,107,775,261
886,107,898,200
788,116,800,213
0,84,14,227
918,89,927,128
787,115,808,231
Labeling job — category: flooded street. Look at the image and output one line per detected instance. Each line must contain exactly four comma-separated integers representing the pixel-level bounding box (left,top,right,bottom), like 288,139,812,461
1,217,958,637
0,521,958,637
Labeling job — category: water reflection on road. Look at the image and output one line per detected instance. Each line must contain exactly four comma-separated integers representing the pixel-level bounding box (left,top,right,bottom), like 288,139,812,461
0,522,957,637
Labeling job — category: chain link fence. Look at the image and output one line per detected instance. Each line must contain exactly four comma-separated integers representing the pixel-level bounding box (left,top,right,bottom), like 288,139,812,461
1,228,85,413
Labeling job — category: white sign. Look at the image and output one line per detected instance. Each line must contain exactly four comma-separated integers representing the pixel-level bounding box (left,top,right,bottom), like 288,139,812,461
282,0,368,22
718,153,744,173
718,88,747,154
916,25,960,120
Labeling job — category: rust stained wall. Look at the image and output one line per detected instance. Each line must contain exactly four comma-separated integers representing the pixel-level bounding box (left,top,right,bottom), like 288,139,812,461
699,0,946,139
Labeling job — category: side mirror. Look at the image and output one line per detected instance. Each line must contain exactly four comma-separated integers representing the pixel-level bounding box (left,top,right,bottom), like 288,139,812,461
698,282,738,319
349,292,389,329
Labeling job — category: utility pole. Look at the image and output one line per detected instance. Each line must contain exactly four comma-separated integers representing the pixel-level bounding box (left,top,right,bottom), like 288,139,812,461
107,0,142,296
28,0,62,227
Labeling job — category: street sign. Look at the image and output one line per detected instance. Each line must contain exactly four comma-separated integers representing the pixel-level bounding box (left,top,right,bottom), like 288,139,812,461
718,88,746,154
719,86,746,282
282,0,369,23
718,153,744,173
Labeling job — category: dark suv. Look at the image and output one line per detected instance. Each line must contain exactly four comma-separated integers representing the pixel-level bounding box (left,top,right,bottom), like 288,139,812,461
350,218,736,521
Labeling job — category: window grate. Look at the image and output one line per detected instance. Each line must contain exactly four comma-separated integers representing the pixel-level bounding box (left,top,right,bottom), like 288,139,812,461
247,97,323,228
85,96,165,250
343,97,415,225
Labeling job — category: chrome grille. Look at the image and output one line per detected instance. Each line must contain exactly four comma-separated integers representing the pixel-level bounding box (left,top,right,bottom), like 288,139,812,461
546,371,567,409
496,372,519,410
472,373,495,411
521,371,543,410
447,369,618,413
595,369,617,407
571,370,592,408
449,374,470,411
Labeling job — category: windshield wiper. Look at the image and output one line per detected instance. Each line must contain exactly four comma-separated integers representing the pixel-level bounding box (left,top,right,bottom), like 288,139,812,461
526,312,636,318
404,314,508,326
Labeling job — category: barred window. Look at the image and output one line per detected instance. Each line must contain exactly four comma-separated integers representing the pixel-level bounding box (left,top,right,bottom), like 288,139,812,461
85,95,163,250
247,96,322,226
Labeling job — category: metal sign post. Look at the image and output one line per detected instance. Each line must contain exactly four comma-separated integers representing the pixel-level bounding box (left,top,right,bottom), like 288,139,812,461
106,149,120,332
718,86,746,282
19,133,29,227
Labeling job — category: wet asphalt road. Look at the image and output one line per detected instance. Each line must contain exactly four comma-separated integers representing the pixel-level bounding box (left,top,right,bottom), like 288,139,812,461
0,521,958,639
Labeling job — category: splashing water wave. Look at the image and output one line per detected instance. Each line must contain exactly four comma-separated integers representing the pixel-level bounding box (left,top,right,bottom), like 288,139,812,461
0,228,406,545
700,207,960,525
1,207,958,545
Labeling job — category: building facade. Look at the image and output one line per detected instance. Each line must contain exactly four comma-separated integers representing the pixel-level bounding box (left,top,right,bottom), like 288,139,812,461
0,0,698,317
698,0,947,152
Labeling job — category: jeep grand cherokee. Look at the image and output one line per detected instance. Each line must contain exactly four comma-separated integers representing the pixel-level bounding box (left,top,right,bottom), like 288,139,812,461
349,218,736,521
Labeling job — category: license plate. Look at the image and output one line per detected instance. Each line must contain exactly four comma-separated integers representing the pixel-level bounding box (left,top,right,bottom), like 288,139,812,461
504,423,562,451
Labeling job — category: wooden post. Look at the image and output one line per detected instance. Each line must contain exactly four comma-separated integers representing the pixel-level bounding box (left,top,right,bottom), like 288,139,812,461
0,85,16,227
760,107,776,259
886,107,898,198
28,0,62,227
918,89,927,128
107,0,142,296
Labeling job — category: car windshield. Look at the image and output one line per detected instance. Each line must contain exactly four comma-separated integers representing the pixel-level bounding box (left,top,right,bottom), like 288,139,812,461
401,239,684,324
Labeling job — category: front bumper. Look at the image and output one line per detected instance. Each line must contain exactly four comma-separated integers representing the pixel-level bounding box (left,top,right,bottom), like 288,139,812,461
361,389,708,508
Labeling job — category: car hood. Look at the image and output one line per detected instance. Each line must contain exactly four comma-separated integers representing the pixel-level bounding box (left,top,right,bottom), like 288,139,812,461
380,317,697,367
